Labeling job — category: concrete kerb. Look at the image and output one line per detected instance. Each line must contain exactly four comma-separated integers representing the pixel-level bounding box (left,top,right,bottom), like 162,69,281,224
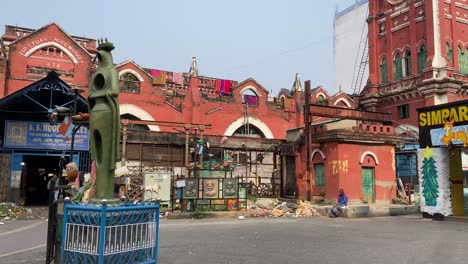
165,204,421,220
166,210,247,220
311,204,420,218
10,204,420,221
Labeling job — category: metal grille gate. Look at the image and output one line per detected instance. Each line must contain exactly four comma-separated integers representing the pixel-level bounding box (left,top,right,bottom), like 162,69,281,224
0,148,13,202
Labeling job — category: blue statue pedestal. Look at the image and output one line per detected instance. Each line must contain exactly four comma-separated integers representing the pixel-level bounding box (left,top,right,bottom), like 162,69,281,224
60,200,160,264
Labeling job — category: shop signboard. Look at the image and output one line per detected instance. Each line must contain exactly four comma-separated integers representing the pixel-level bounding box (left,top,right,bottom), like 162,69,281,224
3,120,89,151
417,101,468,148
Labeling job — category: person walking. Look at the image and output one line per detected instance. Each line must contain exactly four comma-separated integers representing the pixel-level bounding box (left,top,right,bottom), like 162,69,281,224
47,174,59,200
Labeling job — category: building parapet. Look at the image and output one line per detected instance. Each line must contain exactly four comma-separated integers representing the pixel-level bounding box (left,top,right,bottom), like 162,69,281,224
353,124,394,134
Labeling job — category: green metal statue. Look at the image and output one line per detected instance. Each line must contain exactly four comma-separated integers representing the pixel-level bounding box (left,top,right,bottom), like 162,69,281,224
88,38,120,200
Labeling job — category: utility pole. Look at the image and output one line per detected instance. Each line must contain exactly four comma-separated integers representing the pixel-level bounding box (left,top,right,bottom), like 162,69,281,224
304,80,311,201
68,88,79,163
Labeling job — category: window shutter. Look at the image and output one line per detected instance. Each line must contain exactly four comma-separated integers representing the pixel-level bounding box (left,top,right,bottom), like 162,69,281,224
314,163,325,186
405,51,411,76
446,43,452,64
394,54,402,80
418,46,427,73
380,58,387,83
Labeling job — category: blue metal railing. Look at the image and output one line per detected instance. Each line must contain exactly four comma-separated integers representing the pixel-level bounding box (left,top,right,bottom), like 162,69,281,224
61,201,160,264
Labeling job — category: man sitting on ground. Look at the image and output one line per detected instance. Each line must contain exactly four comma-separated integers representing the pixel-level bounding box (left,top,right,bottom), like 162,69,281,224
329,188,348,218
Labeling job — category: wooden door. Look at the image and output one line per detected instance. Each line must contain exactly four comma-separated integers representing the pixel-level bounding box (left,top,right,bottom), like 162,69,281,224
362,167,375,203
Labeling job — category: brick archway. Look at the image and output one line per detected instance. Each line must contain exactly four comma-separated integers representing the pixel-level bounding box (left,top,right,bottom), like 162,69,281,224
24,42,79,63
120,104,160,131
223,116,274,138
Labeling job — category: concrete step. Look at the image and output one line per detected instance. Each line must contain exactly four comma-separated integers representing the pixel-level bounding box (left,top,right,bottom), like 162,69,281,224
312,204,421,218
445,216,468,223
277,198,299,204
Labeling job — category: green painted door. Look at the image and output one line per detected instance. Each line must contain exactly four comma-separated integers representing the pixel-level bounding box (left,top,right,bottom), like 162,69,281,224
362,167,375,203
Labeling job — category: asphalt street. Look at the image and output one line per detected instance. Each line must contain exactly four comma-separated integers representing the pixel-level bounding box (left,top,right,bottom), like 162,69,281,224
0,215,467,264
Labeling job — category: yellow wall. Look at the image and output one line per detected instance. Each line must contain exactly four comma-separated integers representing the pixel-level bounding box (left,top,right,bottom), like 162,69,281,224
449,149,465,216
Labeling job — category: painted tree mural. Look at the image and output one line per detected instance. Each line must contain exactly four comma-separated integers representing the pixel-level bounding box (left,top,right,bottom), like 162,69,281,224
421,147,439,206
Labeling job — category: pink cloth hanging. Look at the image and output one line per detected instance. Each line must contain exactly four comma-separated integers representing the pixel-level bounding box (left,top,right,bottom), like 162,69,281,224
173,72,183,84
215,79,222,94
243,95,257,105
149,69,161,77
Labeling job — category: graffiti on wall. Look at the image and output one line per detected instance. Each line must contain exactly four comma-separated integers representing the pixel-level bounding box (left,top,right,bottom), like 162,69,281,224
331,160,348,175
417,147,452,216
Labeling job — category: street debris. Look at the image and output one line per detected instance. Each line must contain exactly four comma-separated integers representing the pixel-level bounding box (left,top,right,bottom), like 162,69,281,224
0,203,27,220
247,199,321,218
295,200,320,217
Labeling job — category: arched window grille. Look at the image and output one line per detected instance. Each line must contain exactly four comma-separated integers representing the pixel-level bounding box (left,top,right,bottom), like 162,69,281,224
119,73,141,94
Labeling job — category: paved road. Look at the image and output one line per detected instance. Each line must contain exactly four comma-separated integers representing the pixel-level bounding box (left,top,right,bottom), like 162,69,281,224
0,215,467,264
0,219,47,263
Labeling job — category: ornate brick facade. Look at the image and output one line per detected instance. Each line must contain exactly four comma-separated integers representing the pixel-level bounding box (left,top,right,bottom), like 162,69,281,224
0,23,308,139
362,0,468,135
0,21,416,204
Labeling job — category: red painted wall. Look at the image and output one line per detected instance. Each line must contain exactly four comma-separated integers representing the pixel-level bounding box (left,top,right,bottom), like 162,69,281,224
295,135,397,204
335,143,396,203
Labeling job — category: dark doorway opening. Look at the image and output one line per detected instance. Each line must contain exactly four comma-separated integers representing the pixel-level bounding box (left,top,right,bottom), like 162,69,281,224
284,156,297,198
22,155,62,206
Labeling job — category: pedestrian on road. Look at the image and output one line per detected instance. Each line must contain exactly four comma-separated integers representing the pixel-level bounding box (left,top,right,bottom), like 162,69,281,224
329,188,348,218
47,174,59,200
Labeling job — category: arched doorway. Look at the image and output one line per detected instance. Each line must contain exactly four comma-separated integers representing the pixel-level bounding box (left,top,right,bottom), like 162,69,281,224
361,152,378,203
121,113,150,131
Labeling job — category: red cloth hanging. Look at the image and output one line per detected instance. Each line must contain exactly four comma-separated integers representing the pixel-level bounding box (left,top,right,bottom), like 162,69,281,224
224,80,232,93
215,79,222,94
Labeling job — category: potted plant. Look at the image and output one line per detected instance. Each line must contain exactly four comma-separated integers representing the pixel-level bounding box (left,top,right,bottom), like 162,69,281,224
320,189,326,198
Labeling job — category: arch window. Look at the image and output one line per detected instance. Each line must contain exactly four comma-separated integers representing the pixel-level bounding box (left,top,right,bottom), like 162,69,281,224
25,45,75,78
119,73,141,94
380,58,388,83
403,50,411,77
316,94,328,105
393,53,403,80
417,45,427,73
446,43,453,64
314,163,325,186
233,124,265,138
458,46,468,74
241,89,258,106
334,100,349,108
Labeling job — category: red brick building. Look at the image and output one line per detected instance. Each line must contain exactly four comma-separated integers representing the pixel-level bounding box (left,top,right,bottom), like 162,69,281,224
0,23,304,139
0,23,309,204
0,22,402,205
290,86,400,203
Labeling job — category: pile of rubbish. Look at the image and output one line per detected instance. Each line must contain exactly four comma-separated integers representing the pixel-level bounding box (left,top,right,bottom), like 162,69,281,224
0,203,27,220
247,205,273,218
247,199,321,218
